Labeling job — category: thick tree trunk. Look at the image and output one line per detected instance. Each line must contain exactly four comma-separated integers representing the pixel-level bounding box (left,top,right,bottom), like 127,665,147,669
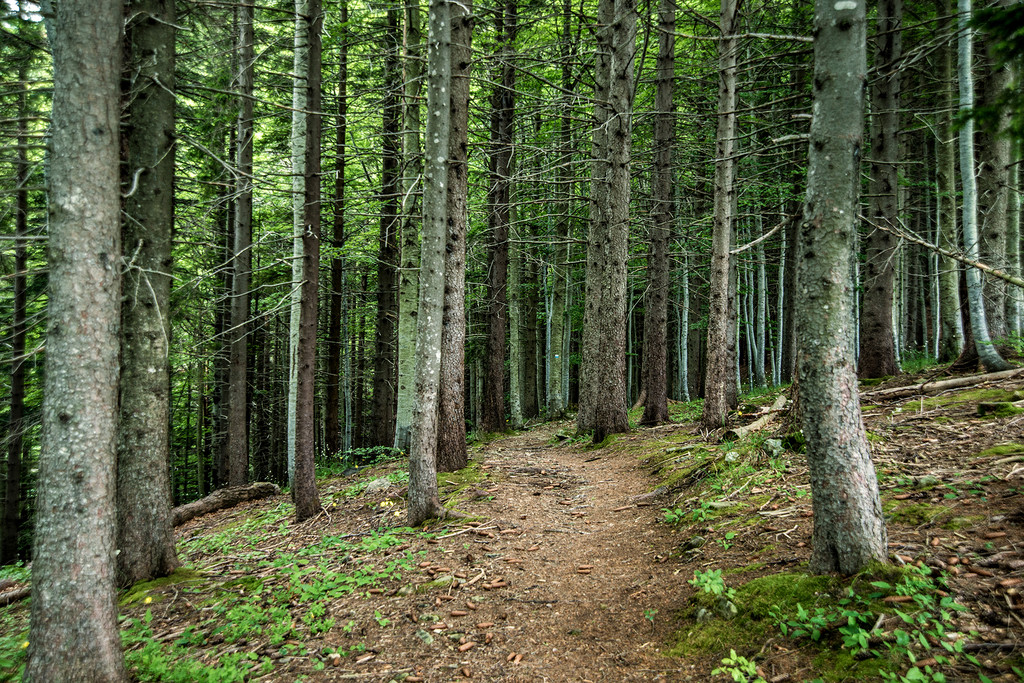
701,0,740,429
117,0,181,587
481,1,516,434
408,0,452,526
578,0,636,441
957,0,1012,371
395,0,423,454
293,0,323,522
26,0,128,677
227,2,254,486
640,0,674,426
798,0,887,576
373,6,402,448
858,0,902,378
326,2,348,457
436,1,473,472
172,483,281,527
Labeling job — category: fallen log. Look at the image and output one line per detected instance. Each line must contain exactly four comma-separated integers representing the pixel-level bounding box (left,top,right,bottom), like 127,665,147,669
723,394,787,441
172,482,281,527
0,586,30,606
861,367,1024,401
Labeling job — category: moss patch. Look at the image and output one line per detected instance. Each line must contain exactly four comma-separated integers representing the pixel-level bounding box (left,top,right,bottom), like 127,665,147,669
120,567,204,606
975,443,1024,459
885,501,947,526
922,387,1016,410
667,572,840,658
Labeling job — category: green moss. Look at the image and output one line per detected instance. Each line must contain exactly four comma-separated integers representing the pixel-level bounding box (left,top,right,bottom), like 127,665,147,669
977,402,1024,418
667,572,840,658
858,377,889,387
120,568,204,605
865,430,884,443
811,647,887,682
885,502,947,526
921,387,1016,410
940,514,985,530
975,443,1024,458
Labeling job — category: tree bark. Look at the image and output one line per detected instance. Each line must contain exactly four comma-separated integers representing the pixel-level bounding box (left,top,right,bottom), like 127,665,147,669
26,0,128,676
937,0,964,362
408,0,452,525
394,0,423,454
640,0,674,426
326,1,348,457
227,1,254,486
293,0,323,522
701,0,740,430
373,4,402,448
858,0,902,379
117,0,180,587
436,1,473,472
798,0,887,576
172,483,282,527
957,0,1012,371
481,0,516,434
578,0,636,442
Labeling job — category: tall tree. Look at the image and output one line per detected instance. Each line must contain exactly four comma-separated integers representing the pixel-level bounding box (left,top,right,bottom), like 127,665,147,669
640,0,675,426
25,0,128,676
798,0,887,575
287,0,309,481
394,0,423,454
117,0,180,586
373,4,402,448
481,0,517,434
2,34,30,566
577,0,637,442
408,0,452,526
293,0,323,522
957,0,1013,371
436,0,473,472
858,0,902,378
936,0,963,362
227,0,254,486
325,1,348,457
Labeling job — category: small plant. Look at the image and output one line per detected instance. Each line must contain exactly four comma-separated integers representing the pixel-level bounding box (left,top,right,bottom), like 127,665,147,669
689,569,736,600
717,531,737,550
711,649,766,683
661,507,685,524
374,610,391,628
644,608,658,626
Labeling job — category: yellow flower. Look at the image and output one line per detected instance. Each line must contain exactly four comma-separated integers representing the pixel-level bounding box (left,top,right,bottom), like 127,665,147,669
144,596,153,604
21,641,28,649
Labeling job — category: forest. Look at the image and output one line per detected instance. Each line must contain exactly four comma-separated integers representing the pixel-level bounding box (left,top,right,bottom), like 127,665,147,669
2,0,1024,679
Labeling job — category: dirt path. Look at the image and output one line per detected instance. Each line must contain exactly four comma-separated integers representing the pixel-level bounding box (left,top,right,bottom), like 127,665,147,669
400,423,692,682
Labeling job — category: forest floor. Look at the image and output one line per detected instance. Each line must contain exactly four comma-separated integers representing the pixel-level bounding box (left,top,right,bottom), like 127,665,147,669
3,370,1024,682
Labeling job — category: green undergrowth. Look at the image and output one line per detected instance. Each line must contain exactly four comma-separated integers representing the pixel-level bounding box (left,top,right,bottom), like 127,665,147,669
673,564,992,683
975,442,1024,459
121,567,204,606
921,387,1019,410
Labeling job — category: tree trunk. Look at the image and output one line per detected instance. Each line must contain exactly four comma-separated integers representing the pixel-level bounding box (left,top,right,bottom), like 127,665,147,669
976,8,1013,340
227,1,254,486
117,0,180,587
293,0,323,522
373,5,402,448
25,0,128,676
957,0,1012,371
2,54,29,566
798,0,887,576
937,0,964,362
858,0,902,378
578,0,636,442
640,0,674,426
701,0,740,429
481,0,516,434
408,0,452,526
394,0,423,454
326,1,348,457
437,1,473,472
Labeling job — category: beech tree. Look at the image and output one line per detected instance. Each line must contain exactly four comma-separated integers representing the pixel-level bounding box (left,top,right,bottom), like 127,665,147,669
25,0,128,677
798,0,887,575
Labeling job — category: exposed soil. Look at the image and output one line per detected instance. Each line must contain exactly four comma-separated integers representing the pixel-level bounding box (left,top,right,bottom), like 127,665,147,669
3,370,1024,682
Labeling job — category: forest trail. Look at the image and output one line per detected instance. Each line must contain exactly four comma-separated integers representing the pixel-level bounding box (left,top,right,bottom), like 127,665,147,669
436,423,690,682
